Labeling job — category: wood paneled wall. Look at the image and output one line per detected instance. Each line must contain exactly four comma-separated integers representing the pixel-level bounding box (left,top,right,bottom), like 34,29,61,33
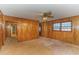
48,18,74,43
0,11,5,49
4,16,39,42
71,16,79,44
42,16,79,45
0,15,4,49
41,22,48,37
17,20,39,41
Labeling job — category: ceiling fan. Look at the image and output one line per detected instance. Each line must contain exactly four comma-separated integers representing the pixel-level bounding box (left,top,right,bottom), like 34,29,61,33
28,10,54,22
37,11,54,22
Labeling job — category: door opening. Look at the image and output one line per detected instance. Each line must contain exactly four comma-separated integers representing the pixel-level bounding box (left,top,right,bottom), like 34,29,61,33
5,22,17,40
39,23,42,36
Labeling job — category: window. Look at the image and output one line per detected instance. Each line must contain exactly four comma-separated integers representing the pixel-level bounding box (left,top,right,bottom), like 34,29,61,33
53,22,72,31
61,22,71,31
53,23,61,30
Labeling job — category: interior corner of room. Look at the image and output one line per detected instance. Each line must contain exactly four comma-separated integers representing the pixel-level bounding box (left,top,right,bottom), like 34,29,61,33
0,4,79,55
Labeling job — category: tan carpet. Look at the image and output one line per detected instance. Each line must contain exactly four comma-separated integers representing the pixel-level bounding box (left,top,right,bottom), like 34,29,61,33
0,37,79,55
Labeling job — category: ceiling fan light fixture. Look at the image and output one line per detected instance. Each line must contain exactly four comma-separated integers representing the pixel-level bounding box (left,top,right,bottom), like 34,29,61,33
43,17,47,20
42,17,48,22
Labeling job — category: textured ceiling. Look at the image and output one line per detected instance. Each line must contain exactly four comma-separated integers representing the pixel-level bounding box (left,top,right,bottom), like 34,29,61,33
0,4,79,20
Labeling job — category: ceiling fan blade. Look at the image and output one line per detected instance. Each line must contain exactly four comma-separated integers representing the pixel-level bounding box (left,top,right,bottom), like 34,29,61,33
48,15,54,18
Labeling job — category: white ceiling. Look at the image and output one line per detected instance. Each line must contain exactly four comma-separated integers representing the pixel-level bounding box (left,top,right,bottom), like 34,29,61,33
0,4,79,20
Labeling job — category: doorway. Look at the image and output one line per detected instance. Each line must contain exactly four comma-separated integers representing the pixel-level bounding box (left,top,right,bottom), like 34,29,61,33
39,23,42,36
5,22,17,41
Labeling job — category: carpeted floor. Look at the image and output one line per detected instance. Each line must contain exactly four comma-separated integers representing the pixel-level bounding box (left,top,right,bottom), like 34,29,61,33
0,37,79,55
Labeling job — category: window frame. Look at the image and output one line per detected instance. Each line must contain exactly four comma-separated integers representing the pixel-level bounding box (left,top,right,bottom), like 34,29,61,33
53,23,61,31
53,21,72,32
61,21,72,32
